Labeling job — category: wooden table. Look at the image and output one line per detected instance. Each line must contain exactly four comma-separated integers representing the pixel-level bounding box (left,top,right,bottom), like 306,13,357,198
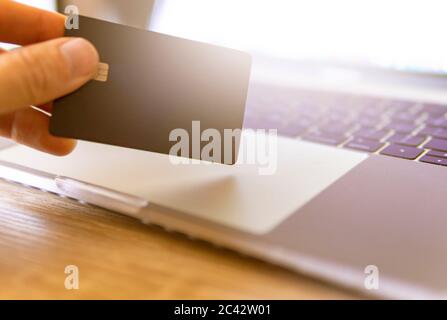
0,179,356,299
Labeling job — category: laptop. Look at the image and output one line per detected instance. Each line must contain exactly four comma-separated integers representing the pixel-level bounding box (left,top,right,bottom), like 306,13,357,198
1,0,447,299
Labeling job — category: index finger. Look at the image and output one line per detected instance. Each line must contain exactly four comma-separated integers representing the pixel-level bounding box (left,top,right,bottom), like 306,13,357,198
0,0,66,45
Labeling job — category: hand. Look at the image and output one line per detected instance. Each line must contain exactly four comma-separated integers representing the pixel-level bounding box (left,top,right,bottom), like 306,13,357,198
0,0,99,155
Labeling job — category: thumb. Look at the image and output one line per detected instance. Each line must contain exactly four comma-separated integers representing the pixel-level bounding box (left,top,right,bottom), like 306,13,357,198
0,37,99,114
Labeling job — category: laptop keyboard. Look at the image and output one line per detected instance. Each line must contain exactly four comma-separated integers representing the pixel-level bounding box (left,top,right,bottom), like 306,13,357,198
243,84,447,166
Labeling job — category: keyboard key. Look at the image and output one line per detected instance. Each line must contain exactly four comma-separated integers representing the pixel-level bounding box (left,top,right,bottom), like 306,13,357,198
419,155,447,167
422,103,447,115
345,137,385,152
355,127,389,140
358,97,386,110
410,103,425,114
317,122,354,135
296,106,324,119
359,108,384,118
425,111,446,120
418,127,447,139
357,116,381,128
385,122,419,133
254,118,283,130
302,131,347,146
323,112,352,123
424,138,447,152
425,117,447,128
277,125,308,137
418,126,435,136
386,100,416,109
298,115,317,125
380,144,424,160
427,150,447,159
391,112,420,123
386,133,425,147
426,150,447,159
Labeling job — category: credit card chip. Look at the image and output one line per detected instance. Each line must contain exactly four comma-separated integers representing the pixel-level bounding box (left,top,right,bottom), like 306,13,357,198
94,62,109,82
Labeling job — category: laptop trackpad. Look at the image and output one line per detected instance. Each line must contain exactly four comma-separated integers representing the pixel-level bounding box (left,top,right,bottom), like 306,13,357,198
266,155,447,295
0,136,366,234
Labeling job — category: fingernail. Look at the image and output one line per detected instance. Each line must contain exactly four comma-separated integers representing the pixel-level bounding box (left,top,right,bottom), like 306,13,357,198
60,38,99,79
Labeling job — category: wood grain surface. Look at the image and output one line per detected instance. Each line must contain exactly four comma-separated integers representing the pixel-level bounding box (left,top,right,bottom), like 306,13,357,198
0,179,357,299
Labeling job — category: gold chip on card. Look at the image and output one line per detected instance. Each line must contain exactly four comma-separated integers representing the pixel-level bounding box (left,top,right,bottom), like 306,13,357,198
93,62,109,82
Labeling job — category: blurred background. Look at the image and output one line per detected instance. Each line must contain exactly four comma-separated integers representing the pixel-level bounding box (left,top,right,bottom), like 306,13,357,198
58,0,155,28
5,0,447,77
